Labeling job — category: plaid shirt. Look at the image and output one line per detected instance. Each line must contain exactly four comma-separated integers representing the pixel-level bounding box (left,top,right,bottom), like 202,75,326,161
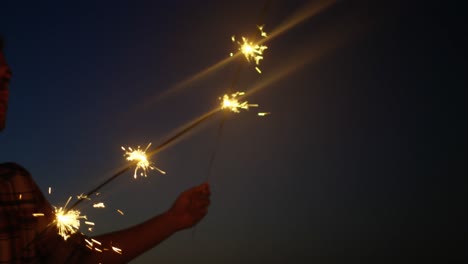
0,162,89,263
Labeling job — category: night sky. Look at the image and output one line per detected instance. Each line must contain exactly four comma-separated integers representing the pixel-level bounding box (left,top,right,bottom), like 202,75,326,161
0,0,465,263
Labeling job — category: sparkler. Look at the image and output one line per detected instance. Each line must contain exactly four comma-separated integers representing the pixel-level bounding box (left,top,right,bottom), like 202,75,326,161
69,109,219,210
230,25,268,73
52,196,91,240
220,91,258,113
121,143,166,178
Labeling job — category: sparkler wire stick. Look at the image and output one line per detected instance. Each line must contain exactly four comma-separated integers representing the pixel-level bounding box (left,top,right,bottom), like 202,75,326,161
146,108,219,157
204,114,226,183
25,109,223,252
257,0,272,27
205,0,270,184
69,166,131,210
69,108,220,211
194,2,272,240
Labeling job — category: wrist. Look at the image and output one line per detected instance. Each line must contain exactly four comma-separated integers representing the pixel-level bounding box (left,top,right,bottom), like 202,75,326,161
161,210,184,232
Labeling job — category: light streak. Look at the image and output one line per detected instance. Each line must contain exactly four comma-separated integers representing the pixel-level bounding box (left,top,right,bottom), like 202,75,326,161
117,209,124,215
121,143,166,178
48,187,52,195
53,197,87,241
220,92,258,113
33,213,45,217
258,112,270,116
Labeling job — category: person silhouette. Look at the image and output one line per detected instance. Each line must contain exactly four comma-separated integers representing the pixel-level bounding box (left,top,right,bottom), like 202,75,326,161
0,36,211,263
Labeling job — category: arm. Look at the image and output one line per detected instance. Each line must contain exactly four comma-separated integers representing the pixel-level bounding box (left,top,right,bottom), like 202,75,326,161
82,182,211,263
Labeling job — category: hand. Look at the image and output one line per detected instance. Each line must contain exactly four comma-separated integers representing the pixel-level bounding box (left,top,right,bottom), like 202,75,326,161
166,182,211,231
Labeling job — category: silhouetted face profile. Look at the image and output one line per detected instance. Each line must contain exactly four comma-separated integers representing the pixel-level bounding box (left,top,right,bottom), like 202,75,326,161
0,49,12,131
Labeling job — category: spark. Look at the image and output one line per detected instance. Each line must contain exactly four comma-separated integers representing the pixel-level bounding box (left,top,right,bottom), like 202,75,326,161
121,143,166,179
77,193,90,200
231,26,268,73
220,92,258,113
258,112,271,116
53,196,87,241
93,202,105,208
48,187,52,195
258,25,268,37
91,238,102,245
85,239,93,247
33,213,45,217
117,209,125,215
112,246,123,254
19,194,22,200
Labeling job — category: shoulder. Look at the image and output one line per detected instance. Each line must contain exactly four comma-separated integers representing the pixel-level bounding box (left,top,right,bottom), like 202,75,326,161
0,162,51,211
0,162,31,181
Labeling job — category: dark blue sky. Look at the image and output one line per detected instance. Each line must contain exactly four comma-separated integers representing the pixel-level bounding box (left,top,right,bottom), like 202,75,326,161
1,0,464,263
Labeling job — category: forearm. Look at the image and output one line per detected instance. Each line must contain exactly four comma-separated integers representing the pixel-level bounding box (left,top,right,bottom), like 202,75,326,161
83,211,179,264
76,182,210,263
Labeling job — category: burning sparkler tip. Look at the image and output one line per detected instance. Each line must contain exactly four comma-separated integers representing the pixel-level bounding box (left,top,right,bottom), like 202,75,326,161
220,91,259,113
122,143,164,179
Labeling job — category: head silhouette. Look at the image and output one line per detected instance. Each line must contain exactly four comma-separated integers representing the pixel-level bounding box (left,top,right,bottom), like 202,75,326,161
0,36,13,131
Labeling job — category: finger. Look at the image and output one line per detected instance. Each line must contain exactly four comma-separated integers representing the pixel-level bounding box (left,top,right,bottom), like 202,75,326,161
191,199,210,210
198,182,210,194
194,208,208,221
198,199,210,208
202,183,210,195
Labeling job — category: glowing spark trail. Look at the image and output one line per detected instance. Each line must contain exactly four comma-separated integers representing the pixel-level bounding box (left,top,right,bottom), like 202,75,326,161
112,246,123,254
231,26,268,73
93,202,105,208
258,25,268,37
121,143,166,178
220,92,258,113
53,197,87,240
77,193,90,200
